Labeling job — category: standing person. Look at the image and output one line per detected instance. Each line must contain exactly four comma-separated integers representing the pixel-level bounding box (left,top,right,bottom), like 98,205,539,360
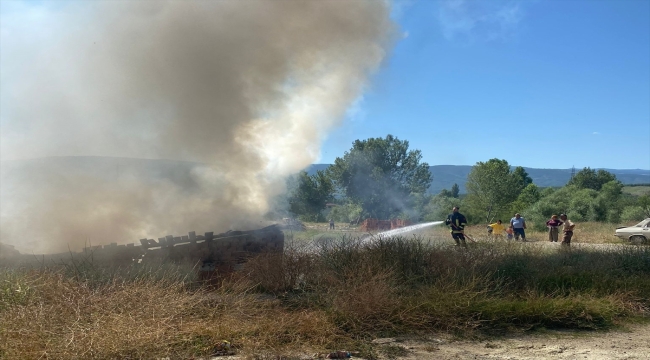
506,225,514,240
445,206,468,247
546,215,564,242
488,220,506,239
559,214,575,246
510,213,527,241
329,219,335,230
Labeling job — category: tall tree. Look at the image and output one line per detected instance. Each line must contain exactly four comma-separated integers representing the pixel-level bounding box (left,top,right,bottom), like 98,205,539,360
450,183,460,198
512,166,533,193
510,183,541,214
440,183,460,198
288,170,334,222
327,135,432,219
591,180,624,222
639,195,650,218
465,159,521,223
567,167,617,191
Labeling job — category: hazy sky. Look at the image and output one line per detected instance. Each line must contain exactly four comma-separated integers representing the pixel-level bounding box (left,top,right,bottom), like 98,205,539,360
322,0,650,169
2,0,649,170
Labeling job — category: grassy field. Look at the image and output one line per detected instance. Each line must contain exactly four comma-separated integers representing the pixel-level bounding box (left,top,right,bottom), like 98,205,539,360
2,223,649,359
295,220,628,245
623,185,650,196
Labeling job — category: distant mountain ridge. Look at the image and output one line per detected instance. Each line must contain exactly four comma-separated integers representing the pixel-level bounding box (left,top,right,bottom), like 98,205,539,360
306,164,650,194
1,157,648,195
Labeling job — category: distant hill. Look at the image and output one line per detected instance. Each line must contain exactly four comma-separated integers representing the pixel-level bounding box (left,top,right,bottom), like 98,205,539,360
1,157,648,196
306,164,650,194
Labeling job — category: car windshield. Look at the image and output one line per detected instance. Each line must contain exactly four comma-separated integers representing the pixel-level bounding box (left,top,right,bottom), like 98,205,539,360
634,219,650,227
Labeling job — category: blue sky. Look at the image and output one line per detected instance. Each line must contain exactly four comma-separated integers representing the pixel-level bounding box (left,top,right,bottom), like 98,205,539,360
2,0,648,170
321,0,650,170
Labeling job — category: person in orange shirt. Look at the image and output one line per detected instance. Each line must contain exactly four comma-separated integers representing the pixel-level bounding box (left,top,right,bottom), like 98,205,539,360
505,225,514,240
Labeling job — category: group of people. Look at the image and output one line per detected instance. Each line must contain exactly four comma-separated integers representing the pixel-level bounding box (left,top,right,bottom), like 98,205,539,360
544,214,575,245
488,213,527,241
445,207,576,247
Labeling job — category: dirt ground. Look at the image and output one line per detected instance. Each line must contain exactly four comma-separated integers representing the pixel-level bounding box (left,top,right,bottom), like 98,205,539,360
369,324,650,360
209,324,650,360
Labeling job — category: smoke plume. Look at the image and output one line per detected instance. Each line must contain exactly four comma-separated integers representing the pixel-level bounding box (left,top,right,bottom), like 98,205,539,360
0,1,394,253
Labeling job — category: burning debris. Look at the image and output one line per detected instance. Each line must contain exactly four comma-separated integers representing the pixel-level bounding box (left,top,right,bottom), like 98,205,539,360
0,225,284,276
359,218,412,232
279,218,307,231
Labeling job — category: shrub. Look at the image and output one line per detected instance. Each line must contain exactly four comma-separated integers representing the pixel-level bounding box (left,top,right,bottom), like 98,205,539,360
621,206,647,222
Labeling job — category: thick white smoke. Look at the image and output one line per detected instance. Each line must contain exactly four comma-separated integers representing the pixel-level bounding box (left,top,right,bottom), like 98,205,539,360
0,1,394,253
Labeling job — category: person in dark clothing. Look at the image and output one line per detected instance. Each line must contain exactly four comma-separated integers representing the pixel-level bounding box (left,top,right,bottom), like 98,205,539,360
445,206,467,247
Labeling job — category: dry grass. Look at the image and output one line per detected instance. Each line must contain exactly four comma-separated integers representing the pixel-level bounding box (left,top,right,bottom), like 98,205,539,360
522,222,625,244
623,186,650,197
2,224,650,359
296,220,626,244
410,222,626,244
0,270,347,359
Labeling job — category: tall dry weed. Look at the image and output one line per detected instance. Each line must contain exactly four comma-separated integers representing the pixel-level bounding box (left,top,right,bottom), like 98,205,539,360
0,270,345,359
328,264,400,333
3,232,650,358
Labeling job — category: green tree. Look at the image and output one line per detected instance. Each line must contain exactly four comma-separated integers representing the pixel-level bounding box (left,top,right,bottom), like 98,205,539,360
569,188,599,221
525,186,576,231
525,181,627,229
591,180,624,222
328,201,363,223
439,183,460,198
288,170,334,222
512,166,533,193
639,195,650,218
327,135,432,219
621,206,648,222
450,183,460,198
465,159,521,223
510,183,541,214
439,189,453,197
567,167,617,191
423,194,463,222
405,192,433,222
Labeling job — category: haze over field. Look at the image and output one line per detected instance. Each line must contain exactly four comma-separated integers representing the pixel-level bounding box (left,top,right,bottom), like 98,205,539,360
0,1,394,253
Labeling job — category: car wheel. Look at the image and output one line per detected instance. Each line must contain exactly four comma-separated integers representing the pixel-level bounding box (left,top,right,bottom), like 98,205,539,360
629,235,648,245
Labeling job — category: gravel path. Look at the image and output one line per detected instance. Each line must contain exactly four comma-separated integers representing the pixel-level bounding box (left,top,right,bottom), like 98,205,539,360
396,324,650,359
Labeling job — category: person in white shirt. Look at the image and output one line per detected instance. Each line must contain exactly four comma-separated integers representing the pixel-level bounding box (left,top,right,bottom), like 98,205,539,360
559,214,575,246
510,213,527,241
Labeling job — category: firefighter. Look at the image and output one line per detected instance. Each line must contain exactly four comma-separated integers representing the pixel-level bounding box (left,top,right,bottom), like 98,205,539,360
445,206,467,247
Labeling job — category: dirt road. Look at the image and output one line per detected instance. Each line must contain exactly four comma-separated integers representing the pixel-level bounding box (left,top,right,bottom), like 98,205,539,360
387,324,650,359
210,324,650,360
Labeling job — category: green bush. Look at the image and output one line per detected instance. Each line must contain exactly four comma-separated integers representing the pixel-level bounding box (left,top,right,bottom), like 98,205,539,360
621,206,647,222
329,202,363,223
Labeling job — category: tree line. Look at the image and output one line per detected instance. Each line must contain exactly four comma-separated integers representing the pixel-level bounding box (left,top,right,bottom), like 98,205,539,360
287,135,650,227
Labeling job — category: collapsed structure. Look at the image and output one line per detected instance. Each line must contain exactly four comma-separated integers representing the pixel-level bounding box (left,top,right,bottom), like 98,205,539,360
0,225,284,275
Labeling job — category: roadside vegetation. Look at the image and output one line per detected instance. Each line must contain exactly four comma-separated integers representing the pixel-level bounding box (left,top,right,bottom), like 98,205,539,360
287,135,650,232
2,231,650,359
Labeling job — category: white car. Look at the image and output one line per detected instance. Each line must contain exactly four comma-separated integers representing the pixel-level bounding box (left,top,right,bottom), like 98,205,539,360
615,218,650,244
